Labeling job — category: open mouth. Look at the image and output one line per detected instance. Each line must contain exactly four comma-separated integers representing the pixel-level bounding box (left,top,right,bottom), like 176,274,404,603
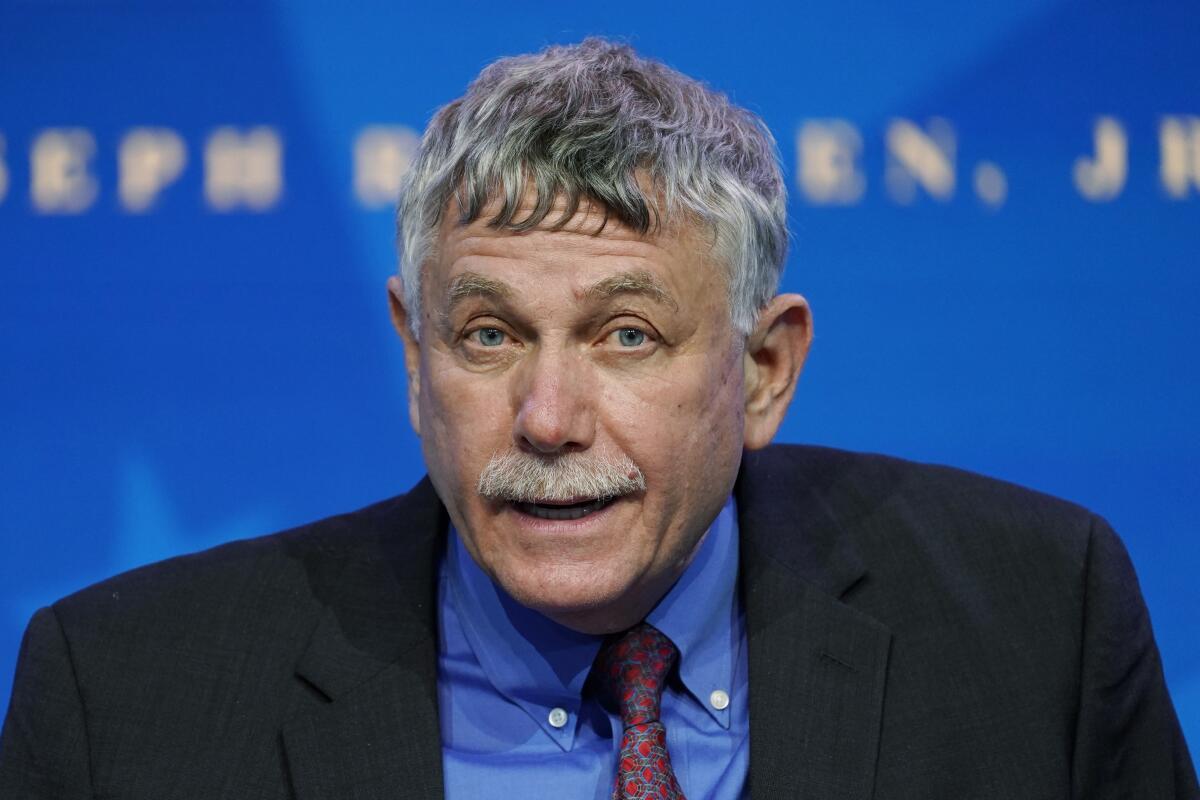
512,497,615,521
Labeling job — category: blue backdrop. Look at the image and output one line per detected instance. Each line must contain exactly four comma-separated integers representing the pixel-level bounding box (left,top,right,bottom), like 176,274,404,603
1,0,1197,753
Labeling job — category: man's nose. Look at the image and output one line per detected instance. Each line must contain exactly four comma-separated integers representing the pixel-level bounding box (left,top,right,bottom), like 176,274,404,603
511,345,596,454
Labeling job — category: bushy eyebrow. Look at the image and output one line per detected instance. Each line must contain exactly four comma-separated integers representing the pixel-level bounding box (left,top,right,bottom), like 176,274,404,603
582,270,678,311
446,272,512,311
444,268,678,315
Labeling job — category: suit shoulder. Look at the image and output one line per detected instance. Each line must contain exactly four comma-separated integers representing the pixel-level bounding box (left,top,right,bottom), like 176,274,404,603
749,443,1101,557
749,446,1113,667
48,490,419,645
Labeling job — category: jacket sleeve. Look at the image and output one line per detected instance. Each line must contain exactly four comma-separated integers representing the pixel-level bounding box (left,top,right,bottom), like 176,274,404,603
1070,516,1198,799
0,606,94,799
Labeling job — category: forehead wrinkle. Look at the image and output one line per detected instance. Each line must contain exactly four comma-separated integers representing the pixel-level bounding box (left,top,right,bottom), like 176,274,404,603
582,270,679,312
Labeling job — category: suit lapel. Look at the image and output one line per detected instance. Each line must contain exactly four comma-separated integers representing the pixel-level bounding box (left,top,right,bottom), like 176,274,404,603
282,479,447,800
738,449,893,799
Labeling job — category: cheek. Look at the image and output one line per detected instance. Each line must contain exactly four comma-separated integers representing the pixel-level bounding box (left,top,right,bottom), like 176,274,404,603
606,349,744,494
685,360,745,477
419,355,514,486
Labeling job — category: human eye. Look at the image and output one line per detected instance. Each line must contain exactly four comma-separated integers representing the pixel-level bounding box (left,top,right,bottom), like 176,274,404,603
472,327,507,347
613,327,646,347
600,322,657,354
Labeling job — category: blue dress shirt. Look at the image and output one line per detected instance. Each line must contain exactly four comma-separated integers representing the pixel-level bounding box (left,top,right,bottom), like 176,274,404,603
437,497,748,799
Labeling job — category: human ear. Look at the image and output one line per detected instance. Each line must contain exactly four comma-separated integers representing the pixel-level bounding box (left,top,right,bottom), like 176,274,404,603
387,275,422,437
742,293,812,450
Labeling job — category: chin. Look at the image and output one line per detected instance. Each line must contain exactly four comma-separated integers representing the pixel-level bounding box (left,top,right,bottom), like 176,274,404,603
492,557,641,632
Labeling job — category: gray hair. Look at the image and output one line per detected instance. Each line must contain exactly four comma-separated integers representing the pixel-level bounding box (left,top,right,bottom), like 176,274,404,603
395,37,788,336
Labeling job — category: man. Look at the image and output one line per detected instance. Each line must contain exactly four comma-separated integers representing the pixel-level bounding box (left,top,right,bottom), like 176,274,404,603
1,37,1195,799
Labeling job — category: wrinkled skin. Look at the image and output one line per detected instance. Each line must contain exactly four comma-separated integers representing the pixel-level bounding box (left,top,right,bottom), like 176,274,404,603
389,201,811,633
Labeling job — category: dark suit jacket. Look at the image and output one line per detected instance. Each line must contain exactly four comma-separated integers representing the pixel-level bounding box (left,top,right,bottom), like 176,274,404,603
1,445,1196,798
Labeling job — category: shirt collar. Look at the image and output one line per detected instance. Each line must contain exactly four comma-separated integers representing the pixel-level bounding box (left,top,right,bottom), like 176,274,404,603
646,495,739,729
445,495,740,749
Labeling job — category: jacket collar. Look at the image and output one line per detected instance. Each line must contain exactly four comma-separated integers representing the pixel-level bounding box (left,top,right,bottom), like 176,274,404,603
738,447,892,799
282,446,892,799
282,478,447,800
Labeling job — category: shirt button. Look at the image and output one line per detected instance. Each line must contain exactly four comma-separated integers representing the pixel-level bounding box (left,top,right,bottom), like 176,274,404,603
548,707,569,728
709,689,730,711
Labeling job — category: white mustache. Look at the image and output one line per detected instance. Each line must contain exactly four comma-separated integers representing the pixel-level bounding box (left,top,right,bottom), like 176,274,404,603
477,449,646,503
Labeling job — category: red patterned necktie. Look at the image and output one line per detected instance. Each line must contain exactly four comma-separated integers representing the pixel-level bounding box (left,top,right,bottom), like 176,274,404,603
595,623,687,800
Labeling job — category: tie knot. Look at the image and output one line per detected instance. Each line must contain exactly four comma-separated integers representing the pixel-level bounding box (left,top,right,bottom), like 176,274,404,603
596,623,678,726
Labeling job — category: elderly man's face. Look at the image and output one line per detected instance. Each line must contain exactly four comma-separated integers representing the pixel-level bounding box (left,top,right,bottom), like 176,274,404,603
390,200,807,633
